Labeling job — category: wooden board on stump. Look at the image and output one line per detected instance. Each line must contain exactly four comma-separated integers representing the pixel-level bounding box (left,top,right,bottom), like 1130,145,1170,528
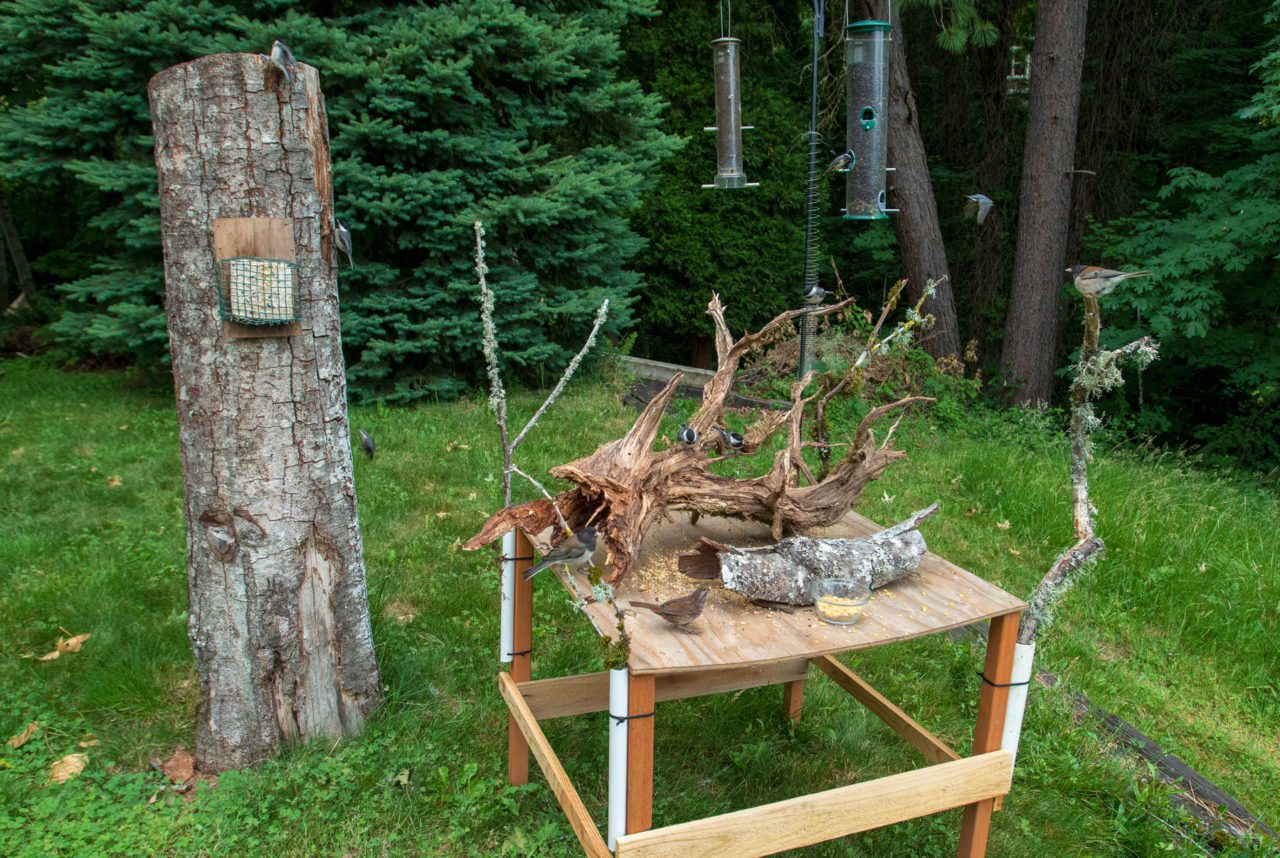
213,217,301,339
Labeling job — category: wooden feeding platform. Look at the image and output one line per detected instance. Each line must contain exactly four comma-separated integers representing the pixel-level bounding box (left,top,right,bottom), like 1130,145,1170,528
499,510,1027,857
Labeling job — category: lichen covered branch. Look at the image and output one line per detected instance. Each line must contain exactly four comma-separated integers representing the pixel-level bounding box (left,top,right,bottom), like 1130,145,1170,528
1018,293,1159,644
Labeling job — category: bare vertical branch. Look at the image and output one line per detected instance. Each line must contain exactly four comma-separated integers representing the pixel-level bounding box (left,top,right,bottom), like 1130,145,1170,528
474,221,513,507
475,220,609,515
1018,294,1159,644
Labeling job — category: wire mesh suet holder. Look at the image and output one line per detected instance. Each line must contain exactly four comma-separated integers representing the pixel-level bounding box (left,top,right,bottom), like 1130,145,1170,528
217,256,300,325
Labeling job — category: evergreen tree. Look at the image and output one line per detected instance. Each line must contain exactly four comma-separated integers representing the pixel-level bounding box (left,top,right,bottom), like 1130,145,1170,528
0,0,678,400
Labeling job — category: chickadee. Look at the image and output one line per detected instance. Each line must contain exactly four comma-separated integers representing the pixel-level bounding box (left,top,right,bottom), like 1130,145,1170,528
523,527,598,581
803,283,827,303
1066,264,1150,297
677,424,698,446
334,219,354,269
270,39,299,87
715,426,744,451
824,150,855,175
358,428,375,460
964,193,995,225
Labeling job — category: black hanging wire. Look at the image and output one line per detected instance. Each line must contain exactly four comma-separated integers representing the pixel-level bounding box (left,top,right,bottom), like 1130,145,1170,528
798,0,825,380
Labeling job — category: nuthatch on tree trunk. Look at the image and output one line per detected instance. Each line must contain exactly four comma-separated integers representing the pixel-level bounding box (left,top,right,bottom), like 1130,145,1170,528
335,219,354,269
270,40,298,87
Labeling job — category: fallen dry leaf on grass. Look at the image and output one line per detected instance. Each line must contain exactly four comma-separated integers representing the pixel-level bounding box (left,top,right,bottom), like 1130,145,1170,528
49,753,87,784
35,632,92,662
9,447,23,459
78,738,99,748
105,475,123,489
382,600,417,625
7,722,38,749
156,746,195,783
996,520,1011,530
60,633,91,653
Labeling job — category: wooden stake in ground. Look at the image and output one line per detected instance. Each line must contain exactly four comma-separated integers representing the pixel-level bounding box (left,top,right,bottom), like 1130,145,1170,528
149,54,381,771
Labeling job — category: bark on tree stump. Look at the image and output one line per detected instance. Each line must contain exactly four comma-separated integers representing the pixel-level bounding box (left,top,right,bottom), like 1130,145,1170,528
149,54,380,771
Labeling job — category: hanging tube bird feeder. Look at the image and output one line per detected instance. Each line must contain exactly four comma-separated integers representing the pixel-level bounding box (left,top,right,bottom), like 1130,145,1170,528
844,20,892,219
705,37,758,190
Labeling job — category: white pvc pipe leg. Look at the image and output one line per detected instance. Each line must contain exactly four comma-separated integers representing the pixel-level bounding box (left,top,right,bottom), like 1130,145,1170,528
1001,641,1036,768
499,530,516,664
607,667,630,850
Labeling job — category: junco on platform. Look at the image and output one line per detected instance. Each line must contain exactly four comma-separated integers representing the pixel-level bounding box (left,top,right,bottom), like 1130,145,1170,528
630,589,709,630
1066,264,1150,297
523,527,598,581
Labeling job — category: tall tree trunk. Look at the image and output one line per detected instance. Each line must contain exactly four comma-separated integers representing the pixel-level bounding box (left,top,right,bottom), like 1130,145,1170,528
149,54,381,771
0,187,35,301
967,0,1019,365
1000,0,1089,404
0,230,10,310
864,1,961,359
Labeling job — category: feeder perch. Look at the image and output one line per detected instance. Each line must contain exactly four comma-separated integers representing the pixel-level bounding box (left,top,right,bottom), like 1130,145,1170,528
706,37,757,190
843,21,892,220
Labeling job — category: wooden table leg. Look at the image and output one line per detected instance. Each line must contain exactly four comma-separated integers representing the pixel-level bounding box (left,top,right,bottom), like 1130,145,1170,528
958,611,1020,858
507,530,535,786
626,673,656,834
783,674,806,725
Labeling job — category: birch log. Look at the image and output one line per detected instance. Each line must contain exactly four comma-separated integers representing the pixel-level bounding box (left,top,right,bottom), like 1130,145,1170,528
149,54,380,770
682,504,939,605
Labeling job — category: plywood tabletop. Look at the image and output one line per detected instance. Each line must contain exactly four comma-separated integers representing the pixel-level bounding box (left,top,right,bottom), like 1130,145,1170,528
553,510,1025,676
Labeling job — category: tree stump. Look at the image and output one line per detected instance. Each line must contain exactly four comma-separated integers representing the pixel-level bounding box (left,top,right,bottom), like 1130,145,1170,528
149,54,380,771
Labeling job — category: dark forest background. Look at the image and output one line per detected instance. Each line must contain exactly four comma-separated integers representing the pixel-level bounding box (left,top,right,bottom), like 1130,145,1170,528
1,0,1276,470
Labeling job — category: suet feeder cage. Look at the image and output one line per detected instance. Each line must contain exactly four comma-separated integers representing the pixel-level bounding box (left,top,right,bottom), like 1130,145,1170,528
843,21,892,220
706,37,757,190
217,256,300,325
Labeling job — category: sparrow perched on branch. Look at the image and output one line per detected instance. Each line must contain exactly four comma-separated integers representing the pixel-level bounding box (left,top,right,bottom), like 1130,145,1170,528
677,424,699,446
964,193,994,225
270,39,299,87
715,426,744,451
523,527,598,580
1066,264,1151,296
358,428,375,460
334,220,354,269
631,589,709,630
824,150,855,175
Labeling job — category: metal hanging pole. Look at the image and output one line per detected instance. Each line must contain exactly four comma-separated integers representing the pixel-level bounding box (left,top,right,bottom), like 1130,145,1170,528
798,0,824,380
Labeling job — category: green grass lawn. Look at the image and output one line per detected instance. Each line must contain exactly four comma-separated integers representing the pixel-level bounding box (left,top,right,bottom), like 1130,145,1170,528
1,358,1276,856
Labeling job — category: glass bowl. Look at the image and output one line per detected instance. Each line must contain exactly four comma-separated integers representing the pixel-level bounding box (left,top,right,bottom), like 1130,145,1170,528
811,578,871,626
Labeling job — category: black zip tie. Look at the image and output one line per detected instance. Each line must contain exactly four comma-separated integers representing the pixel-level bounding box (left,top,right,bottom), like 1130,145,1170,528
500,555,536,562
977,671,1030,688
609,710,655,726
507,648,532,658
